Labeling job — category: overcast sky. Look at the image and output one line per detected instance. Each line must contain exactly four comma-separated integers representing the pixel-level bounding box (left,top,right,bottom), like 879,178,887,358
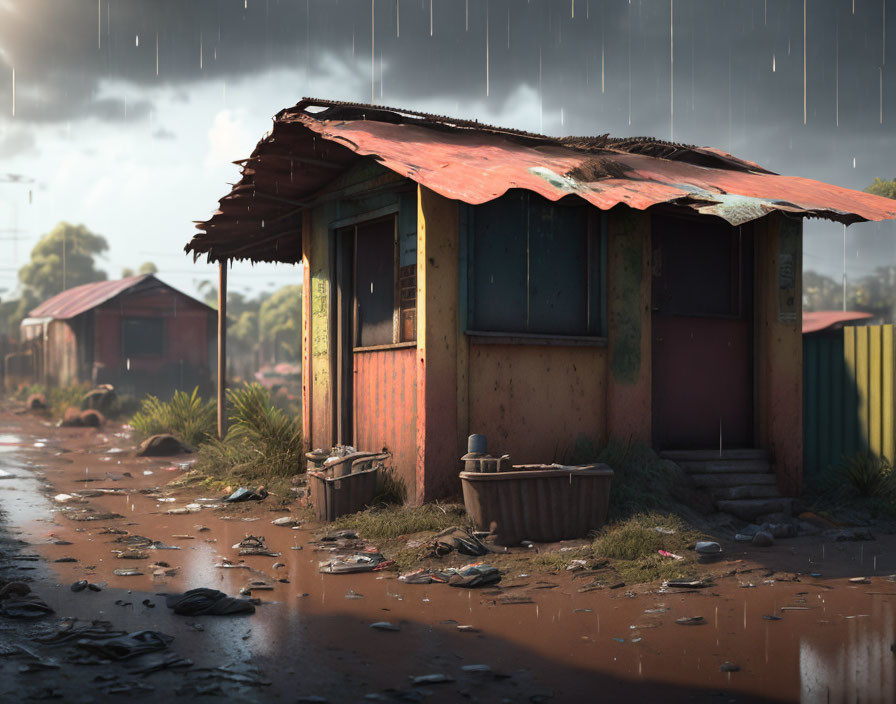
0,0,894,300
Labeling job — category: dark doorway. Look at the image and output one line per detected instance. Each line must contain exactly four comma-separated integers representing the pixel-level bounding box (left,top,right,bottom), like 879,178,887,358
651,215,754,450
335,216,399,446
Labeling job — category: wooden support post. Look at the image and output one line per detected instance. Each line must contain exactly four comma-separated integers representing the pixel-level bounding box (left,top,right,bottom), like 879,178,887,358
217,259,228,439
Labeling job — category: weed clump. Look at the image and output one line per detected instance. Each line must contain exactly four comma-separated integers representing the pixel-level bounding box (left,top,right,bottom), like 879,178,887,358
808,450,896,518
332,503,469,541
194,384,302,492
597,441,686,520
130,387,216,447
16,383,90,418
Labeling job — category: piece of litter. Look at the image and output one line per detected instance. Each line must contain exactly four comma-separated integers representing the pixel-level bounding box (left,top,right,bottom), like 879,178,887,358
720,662,740,673
370,622,399,632
658,550,683,560
675,616,705,626
409,674,454,685
460,664,491,674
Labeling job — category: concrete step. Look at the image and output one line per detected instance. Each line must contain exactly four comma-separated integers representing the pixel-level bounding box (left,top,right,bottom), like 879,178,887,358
689,472,777,488
660,449,768,462
709,484,783,501
678,459,772,474
715,498,793,521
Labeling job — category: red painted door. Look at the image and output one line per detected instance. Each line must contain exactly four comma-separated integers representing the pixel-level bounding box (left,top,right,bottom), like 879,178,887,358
651,216,753,450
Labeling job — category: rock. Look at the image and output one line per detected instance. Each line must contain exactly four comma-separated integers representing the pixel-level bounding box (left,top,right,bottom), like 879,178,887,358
762,522,797,539
60,407,83,426
797,521,822,536
751,532,774,547
81,385,116,413
26,393,47,411
136,434,193,457
79,409,104,427
827,528,875,542
756,512,792,525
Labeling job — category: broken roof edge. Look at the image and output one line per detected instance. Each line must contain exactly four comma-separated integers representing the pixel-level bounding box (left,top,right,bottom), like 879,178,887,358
186,97,896,263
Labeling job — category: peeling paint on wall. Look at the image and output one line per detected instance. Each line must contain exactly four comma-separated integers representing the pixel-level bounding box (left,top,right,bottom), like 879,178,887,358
610,210,643,384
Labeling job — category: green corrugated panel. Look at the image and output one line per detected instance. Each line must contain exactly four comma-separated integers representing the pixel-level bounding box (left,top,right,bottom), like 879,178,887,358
804,336,819,478
818,335,832,472
830,334,845,470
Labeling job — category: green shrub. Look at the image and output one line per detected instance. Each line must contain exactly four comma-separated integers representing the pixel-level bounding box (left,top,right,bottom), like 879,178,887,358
820,451,896,499
16,383,89,418
194,383,303,490
332,503,469,540
597,440,686,520
130,387,216,447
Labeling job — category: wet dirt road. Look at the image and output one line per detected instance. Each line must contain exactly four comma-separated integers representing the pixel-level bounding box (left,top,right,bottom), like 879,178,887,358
1,411,895,703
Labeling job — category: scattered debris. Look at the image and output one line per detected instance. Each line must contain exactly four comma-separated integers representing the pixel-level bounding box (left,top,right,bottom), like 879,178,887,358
369,621,400,632
165,588,256,616
136,434,193,457
675,616,706,626
234,535,281,557
223,487,269,503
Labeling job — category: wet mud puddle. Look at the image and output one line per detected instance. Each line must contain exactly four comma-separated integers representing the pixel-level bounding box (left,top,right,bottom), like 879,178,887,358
1,417,895,703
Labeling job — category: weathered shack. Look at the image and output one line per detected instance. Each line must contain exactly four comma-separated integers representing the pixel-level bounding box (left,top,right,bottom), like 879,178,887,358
21,274,215,397
186,98,896,507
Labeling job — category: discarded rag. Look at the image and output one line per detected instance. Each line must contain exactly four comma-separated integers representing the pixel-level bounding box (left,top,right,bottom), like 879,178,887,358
164,588,256,616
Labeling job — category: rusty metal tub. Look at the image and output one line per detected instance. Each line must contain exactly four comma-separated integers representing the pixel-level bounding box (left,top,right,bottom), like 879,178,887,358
308,452,390,522
459,464,614,546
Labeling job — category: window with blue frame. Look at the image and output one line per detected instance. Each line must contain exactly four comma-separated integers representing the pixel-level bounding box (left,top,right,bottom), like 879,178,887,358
467,191,604,337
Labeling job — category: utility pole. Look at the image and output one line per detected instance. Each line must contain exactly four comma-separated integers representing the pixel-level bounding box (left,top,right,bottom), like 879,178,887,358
842,224,847,311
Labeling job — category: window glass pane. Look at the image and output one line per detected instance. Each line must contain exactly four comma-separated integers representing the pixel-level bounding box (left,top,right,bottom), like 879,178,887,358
470,191,591,335
528,199,588,334
122,317,164,357
471,192,528,332
652,217,737,316
355,218,395,347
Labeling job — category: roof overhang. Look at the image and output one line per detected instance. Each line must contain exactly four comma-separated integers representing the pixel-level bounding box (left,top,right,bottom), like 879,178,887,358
186,98,896,264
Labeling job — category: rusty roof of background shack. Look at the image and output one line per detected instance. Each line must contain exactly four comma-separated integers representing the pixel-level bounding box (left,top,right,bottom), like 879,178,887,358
186,98,896,264
27,274,213,321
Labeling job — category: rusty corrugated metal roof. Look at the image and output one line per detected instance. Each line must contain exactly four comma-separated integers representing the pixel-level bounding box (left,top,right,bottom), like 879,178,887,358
186,98,896,264
29,275,152,319
802,310,874,334
27,274,214,320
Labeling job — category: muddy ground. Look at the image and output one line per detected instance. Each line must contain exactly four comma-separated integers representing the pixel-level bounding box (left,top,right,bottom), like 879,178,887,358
1,406,895,703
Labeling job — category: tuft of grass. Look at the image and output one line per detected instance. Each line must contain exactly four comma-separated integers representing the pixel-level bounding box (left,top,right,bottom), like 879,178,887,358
807,450,896,519
193,384,302,493
591,512,706,584
332,503,469,541
597,441,687,520
130,387,216,447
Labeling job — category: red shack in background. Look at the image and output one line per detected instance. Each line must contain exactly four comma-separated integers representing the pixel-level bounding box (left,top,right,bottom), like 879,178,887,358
20,274,215,398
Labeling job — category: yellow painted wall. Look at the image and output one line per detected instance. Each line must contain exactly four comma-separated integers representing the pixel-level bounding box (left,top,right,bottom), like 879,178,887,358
416,186,461,502
755,213,803,495
467,344,608,464
606,207,652,444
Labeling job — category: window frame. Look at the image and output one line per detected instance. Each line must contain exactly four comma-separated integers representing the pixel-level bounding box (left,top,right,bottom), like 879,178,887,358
120,316,165,358
346,214,417,352
464,193,607,345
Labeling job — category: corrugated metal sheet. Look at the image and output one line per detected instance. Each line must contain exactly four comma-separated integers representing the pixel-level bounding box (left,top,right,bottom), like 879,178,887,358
802,310,874,334
187,98,896,263
28,275,152,320
353,347,417,500
804,324,895,479
28,274,214,320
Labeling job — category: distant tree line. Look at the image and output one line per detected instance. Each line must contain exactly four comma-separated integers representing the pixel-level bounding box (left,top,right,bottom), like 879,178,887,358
0,222,301,380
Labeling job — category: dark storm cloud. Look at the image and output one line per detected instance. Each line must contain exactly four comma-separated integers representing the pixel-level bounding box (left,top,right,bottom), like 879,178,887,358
0,1,891,134
0,127,35,158
152,126,176,139
0,0,892,273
